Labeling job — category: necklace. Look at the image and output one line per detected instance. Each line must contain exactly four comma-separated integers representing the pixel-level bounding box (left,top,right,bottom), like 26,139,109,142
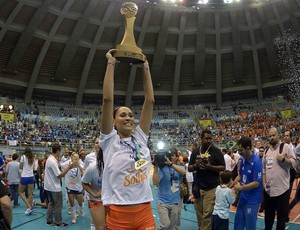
199,144,212,158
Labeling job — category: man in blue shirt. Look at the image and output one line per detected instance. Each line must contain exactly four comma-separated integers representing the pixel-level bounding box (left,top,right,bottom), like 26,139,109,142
232,136,263,230
152,148,186,230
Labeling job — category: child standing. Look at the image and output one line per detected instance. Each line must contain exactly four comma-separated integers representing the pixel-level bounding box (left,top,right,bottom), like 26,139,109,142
212,171,235,230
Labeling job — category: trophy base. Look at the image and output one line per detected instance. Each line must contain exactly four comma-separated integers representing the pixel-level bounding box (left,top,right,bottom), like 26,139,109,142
115,50,146,64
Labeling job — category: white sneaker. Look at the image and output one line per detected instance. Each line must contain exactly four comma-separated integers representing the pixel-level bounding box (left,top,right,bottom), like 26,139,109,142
71,216,77,223
25,208,34,215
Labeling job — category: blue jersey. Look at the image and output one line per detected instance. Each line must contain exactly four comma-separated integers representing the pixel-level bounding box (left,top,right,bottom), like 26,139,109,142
239,152,263,205
0,156,4,172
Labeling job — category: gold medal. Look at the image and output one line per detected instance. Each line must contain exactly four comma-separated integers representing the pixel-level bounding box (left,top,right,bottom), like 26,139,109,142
135,159,149,170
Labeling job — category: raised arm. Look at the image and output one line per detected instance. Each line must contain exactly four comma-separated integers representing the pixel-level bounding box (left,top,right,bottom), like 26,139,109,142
101,49,116,135
139,60,155,135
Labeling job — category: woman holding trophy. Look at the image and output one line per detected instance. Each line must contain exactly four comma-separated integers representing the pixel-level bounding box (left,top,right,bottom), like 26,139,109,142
100,46,156,230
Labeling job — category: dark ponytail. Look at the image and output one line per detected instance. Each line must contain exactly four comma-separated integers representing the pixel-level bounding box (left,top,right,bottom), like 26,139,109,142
24,147,34,165
97,148,104,178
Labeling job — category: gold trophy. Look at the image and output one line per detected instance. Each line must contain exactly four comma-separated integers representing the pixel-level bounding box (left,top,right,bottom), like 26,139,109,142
115,2,146,64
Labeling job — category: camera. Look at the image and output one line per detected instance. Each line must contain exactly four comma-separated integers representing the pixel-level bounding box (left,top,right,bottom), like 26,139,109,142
153,150,169,165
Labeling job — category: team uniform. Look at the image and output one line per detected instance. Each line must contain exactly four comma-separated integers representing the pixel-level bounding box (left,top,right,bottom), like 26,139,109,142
84,152,97,169
234,152,262,230
82,163,103,207
100,125,155,229
61,159,84,195
19,155,34,185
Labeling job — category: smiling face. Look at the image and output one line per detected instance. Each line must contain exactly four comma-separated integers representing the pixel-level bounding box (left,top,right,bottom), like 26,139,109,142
113,106,135,138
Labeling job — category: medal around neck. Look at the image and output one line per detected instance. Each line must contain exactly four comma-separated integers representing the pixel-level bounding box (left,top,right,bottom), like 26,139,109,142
115,2,146,64
135,159,149,170
199,144,212,165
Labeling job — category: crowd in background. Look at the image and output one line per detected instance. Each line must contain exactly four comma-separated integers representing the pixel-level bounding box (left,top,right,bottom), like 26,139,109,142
0,94,299,230
0,97,299,152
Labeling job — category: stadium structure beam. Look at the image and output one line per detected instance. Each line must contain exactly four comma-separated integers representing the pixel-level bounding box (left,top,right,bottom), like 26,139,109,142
0,2,24,42
257,7,278,79
75,1,117,107
25,0,76,102
215,12,222,106
5,0,52,75
151,10,172,87
231,10,244,83
282,0,300,31
172,13,186,109
192,12,205,87
245,9,263,102
52,0,99,82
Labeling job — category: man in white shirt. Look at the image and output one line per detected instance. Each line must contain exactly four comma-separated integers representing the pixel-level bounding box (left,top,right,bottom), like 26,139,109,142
44,143,76,228
222,149,234,171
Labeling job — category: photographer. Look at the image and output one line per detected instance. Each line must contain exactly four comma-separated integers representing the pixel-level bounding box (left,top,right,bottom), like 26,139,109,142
152,148,186,230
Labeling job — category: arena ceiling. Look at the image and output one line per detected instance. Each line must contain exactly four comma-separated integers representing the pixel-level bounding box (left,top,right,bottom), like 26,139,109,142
0,0,299,107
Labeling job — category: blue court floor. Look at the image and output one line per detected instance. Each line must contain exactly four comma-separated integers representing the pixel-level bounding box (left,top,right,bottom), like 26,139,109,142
11,186,300,229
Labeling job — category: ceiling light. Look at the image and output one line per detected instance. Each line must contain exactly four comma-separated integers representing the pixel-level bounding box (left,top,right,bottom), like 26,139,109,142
198,0,209,4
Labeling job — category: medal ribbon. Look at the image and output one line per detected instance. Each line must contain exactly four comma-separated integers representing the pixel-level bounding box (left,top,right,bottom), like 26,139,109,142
120,136,141,162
